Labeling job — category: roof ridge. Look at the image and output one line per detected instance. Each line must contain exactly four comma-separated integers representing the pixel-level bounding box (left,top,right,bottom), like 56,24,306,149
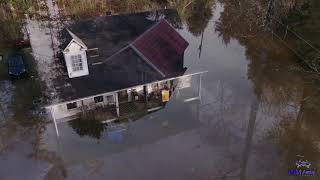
131,19,189,77
99,19,166,67
130,19,166,45
129,19,169,76
130,45,165,77
66,28,87,49
90,19,183,78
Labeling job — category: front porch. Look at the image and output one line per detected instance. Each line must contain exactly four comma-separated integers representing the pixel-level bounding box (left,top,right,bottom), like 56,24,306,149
48,71,206,137
54,95,165,124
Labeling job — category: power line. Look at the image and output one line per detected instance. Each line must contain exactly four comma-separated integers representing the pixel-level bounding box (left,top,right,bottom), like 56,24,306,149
268,16,320,54
264,8,320,73
268,27,318,72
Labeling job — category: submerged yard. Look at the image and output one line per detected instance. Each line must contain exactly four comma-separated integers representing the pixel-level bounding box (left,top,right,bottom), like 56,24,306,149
0,47,66,179
0,0,320,179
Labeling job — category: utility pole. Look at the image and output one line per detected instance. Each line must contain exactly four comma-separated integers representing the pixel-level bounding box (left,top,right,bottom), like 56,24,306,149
198,31,204,59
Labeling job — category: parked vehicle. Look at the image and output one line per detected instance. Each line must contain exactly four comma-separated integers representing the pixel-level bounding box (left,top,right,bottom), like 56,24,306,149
8,54,27,77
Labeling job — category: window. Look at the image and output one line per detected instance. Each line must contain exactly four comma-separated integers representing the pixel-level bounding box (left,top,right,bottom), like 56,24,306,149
67,102,77,110
106,95,114,104
94,96,104,103
86,48,99,58
71,54,83,72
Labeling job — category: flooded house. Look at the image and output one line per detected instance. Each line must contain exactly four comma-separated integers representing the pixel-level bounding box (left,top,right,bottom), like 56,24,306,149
46,10,206,136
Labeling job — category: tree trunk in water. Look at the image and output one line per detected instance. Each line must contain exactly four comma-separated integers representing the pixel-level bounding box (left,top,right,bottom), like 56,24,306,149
239,94,260,180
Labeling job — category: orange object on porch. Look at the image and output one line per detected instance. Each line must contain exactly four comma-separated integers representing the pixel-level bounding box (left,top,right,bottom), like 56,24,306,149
162,90,170,102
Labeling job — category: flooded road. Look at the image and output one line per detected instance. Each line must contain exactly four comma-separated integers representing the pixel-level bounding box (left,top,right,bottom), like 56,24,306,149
0,0,320,179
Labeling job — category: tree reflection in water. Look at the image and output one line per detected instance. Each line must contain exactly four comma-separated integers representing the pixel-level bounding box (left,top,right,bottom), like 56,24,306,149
184,0,214,36
0,3,22,48
54,0,214,37
214,0,320,178
68,113,105,140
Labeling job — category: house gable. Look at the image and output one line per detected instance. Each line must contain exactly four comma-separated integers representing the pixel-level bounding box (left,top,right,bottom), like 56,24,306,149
64,29,87,51
63,39,87,53
63,39,89,78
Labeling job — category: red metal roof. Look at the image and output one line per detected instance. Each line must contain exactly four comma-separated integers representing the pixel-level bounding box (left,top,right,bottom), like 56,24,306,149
132,19,189,76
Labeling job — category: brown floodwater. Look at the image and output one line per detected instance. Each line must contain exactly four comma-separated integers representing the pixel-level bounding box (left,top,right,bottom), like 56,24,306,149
0,0,320,180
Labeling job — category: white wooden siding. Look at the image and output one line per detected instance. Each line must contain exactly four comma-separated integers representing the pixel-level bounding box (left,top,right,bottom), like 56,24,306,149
63,41,89,78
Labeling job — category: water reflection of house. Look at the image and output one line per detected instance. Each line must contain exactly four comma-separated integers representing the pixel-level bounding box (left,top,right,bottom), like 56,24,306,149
46,10,205,136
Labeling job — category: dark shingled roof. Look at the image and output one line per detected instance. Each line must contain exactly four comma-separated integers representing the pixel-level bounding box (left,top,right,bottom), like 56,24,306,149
58,48,164,101
61,10,183,64
54,9,188,102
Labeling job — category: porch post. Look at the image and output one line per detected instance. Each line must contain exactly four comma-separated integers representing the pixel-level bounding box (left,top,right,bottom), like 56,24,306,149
199,74,202,102
50,107,59,137
144,85,148,103
115,92,120,117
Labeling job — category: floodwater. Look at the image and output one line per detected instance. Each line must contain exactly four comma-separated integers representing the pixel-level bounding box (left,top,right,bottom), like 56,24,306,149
0,0,320,180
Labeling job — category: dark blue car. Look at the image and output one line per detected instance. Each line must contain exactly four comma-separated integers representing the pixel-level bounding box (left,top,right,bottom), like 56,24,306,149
8,54,27,77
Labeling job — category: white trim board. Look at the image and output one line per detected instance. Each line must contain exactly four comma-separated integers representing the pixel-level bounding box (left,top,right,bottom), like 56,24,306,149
46,71,208,109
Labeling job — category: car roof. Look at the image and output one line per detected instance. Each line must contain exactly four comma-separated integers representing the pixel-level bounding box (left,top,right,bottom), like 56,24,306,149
8,54,24,67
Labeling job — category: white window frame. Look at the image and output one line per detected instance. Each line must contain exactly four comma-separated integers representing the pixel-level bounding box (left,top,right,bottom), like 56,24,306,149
71,54,83,72
66,102,77,110
106,95,115,104
94,96,104,103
